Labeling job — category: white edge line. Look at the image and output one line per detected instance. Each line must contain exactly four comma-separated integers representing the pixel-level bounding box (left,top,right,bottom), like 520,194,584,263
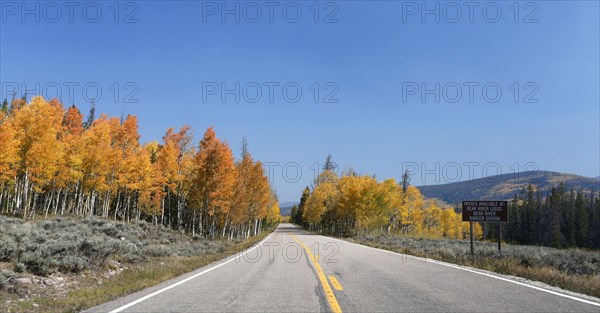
324,236,600,307
108,231,276,313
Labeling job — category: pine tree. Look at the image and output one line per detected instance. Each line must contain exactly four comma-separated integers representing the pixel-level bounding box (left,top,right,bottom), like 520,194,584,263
84,100,96,129
593,196,600,248
507,193,520,243
522,184,536,244
574,191,589,247
548,185,565,248
564,189,577,247
293,187,310,225
401,170,410,192
1,99,8,114
290,204,299,224
323,154,335,172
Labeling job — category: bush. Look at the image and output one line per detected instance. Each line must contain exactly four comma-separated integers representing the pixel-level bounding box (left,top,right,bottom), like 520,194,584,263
55,256,87,273
354,234,600,276
0,215,226,276
0,236,16,261
14,263,26,273
0,270,16,289
143,245,171,257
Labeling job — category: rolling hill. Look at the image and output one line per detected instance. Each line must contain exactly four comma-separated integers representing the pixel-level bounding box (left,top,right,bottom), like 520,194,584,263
417,171,599,206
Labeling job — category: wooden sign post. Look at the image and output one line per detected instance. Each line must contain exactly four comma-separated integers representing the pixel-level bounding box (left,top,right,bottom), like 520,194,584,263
462,201,508,256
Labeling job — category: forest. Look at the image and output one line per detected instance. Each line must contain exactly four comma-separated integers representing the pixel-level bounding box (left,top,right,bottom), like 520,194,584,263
291,157,484,240
0,96,280,239
500,183,600,249
291,157,600,250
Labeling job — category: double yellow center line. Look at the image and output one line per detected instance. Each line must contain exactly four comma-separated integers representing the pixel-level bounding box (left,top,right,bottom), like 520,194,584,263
291,235,343,313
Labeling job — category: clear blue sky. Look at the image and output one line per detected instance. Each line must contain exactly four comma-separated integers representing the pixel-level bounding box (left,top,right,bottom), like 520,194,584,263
1,1,598,203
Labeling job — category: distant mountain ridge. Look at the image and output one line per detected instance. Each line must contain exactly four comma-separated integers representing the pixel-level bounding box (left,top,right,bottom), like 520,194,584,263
279,201,297,216
417,171,599,206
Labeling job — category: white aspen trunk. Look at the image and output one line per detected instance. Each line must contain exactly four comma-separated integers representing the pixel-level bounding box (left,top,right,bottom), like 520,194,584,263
0,186,4,213
54,189,60,215
114,189,121,220
22,172,29,219
31,191,38,219
77,185,84,215
44,190,53,219
0,187,5,213
222,219,228,238
126,193,131,222
91,190,97,217
192,212,196,236
198,211,203,236
160,197,165,226
61,188,67,215
103,192,110,218
14,179,21,214
136,193,141,221
176,184,183,230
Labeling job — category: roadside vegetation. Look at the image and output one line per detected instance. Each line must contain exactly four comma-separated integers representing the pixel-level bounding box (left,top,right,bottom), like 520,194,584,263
291,155,600,298
0,216,276,312
0,96,280,240
0,95,282,311
291,155,484,239
350,234,600,298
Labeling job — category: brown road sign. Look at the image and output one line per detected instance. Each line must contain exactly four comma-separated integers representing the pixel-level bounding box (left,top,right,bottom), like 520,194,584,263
462,201,508,223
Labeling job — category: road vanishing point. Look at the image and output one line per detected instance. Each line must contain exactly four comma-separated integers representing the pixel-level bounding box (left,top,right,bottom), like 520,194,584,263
88,224,599,313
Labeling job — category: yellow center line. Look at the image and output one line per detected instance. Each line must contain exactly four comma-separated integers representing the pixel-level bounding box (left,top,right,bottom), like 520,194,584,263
328,275,343,291
291,235,342,313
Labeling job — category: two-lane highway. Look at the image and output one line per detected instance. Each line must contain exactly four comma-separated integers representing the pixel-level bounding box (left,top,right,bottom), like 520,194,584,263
88,224,600,312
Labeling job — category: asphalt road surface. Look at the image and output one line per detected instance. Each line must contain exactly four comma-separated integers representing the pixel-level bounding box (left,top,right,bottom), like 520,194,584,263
88,223,600,312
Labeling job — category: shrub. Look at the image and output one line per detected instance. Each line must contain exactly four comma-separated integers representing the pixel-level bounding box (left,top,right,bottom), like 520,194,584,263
0,236,16,262
0,215,233,276
354,234,600,275
0,270,16,289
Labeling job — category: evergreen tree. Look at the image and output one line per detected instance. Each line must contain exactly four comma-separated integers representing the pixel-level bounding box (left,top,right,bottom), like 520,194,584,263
574,191,589,247
401,170,410,192
592,195,600,249
293,187,310,225
522,184,535,244
323,154,335,172
290,204,299,223
507,193,520,243
564,189,577,247
84,100,96,129
549,185,566,248
533,189,543,244
1,99,8,113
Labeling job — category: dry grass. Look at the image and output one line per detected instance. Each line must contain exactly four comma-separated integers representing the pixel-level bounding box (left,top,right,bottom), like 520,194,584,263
0,215,274,313
41,232,269,313
350,235,600,298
